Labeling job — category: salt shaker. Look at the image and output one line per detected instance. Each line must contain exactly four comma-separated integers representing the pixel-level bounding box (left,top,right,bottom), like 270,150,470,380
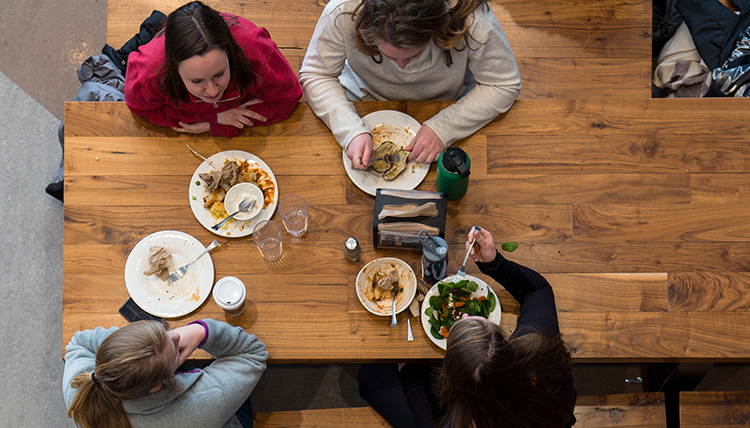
343,237,361,261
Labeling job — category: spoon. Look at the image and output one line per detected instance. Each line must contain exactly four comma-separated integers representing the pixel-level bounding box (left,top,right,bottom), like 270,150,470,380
390,271,400,328
407,312,414,341
211,198,256,230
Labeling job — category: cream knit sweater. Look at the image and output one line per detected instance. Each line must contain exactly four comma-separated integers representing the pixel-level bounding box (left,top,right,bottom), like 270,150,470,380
299,0,522,149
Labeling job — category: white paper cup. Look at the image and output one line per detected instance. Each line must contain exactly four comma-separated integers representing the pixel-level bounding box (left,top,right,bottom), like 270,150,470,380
213,276,246,316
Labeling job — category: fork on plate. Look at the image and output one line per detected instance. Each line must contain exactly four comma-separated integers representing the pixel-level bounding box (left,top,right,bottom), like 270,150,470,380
369,152,406,164
165,240,221,284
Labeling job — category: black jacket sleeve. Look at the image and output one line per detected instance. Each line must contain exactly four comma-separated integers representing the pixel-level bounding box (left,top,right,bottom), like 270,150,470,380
476,251,560,339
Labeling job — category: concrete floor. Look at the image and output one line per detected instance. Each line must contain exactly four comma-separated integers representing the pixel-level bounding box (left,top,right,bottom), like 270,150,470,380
1,0,749,425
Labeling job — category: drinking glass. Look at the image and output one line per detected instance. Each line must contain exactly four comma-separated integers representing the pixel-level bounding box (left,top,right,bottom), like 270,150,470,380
279,195,309,237
252,220,283,261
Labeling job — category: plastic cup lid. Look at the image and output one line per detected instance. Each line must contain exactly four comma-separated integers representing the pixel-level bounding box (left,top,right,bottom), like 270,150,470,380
213,276,246,310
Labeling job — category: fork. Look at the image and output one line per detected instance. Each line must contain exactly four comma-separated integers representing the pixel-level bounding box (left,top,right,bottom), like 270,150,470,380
454,226,480,283
369,152,404,164
186,143,218,170
165,240,221,284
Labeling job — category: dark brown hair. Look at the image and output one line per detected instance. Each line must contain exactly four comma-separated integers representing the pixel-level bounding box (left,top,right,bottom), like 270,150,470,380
352,0,487,66
161,1,257,104
66,321,178,428
438,319,574,428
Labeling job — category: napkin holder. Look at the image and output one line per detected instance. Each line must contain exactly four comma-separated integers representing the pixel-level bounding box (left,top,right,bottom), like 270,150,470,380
373,189,447,250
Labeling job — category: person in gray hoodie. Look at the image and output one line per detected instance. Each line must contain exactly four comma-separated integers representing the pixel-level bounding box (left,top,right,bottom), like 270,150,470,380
63,319,267,428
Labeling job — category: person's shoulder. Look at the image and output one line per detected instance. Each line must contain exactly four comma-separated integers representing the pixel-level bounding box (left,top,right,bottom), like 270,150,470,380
132,34,166,62
467,3,501,40
223,13,265,39
323,0,359,17
127,35,166,79
223,12,258,31
76,325,119,337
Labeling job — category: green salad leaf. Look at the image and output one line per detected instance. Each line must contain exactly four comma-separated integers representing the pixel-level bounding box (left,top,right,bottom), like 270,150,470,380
501,241,519,252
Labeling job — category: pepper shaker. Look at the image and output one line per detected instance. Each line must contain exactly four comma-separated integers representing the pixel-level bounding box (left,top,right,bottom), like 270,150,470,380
343,237,361,261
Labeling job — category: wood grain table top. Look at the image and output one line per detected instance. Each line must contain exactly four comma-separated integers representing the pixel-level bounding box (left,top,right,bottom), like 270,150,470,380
62,98,750,362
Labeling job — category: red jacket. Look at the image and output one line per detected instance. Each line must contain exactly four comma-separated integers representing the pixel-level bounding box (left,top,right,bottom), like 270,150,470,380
125,14,302,138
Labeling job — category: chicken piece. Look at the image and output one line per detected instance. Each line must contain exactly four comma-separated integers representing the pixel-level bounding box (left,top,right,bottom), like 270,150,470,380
372,269,400,301
199,170,223,193
409,298,420,317
221,161,242,190
203,187,226,208
143,246,172,280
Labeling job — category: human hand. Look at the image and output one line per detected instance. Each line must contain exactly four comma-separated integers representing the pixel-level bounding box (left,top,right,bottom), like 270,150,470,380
217,98,267,129
173,121,210,134
168,323,206,366
405,125,444,164
347,133,373,170
467,226,497,264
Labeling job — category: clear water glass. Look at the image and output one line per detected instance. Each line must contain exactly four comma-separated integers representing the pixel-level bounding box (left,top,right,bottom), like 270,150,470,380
279,195,309,237
252,220,283,261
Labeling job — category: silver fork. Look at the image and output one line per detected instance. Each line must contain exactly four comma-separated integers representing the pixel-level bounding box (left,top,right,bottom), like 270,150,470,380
165,240,221,284
369,153,404,164
454,226,480,283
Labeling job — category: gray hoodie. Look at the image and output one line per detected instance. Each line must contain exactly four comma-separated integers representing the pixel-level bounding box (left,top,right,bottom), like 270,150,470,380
63,319,268,428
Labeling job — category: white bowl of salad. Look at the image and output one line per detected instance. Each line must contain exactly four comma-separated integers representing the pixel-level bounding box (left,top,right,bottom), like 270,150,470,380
420,275,502,350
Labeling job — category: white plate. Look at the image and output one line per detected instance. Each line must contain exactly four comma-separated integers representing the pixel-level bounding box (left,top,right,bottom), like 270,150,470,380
355,257,417,316
343,110,430,196
189,150,279,237
124,231,215,318
420,275,502,350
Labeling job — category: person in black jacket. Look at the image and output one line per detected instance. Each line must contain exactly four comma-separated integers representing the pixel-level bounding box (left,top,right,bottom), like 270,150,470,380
359,227,576,428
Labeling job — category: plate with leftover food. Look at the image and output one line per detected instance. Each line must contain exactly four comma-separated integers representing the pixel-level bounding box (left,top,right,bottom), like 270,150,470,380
189,150,279,237
124,230,215,318
343,110,429,196
355,257,417,316
420,275,502,350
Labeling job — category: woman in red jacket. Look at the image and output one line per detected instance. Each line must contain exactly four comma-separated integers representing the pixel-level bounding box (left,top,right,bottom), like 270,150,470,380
125,1,302,138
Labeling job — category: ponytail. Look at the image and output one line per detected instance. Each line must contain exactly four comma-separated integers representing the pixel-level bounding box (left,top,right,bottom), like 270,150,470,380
67,372,132,428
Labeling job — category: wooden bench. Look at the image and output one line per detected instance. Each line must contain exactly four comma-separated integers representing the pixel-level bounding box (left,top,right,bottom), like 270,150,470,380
254,407,390,428
575,393,667,427
680,391,750,427
107,0,653,100
252,393,666,427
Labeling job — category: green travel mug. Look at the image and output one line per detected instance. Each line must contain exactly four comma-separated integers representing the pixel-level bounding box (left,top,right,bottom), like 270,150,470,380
436,147,471,200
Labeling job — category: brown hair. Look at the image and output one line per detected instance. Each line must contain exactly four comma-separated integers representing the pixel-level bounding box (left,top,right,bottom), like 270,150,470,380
161,1,257,104
66,321,178,428
438,319,574,428
352,0,487,66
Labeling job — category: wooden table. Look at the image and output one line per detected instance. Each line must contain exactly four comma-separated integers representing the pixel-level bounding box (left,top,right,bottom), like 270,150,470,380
63,98,750,363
